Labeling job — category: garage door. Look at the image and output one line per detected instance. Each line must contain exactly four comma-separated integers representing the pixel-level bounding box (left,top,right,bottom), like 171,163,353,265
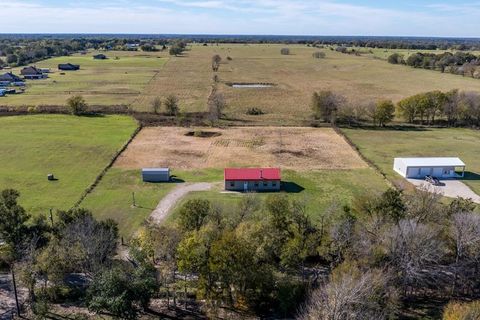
420,167,432,177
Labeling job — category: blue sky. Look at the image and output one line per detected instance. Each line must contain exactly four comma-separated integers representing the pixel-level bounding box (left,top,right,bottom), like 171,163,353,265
1,0,479,37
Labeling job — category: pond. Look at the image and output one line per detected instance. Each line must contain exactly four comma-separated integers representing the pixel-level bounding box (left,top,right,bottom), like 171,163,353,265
228,83,275,88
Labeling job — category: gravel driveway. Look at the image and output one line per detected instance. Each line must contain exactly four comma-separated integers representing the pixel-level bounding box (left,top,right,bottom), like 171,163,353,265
149,183,213,224
408,179,480,203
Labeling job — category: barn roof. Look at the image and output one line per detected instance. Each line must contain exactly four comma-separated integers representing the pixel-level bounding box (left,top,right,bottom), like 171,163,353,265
395,157,465,167
224,168,281,181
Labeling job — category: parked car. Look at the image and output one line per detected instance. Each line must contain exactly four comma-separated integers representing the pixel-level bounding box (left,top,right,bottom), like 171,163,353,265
425,175,440,186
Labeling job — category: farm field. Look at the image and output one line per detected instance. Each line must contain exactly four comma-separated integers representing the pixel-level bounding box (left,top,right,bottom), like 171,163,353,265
0,114,138,215
3,45,480,124
114,126,367,171
134,44,480,123
2,51,168,106
342,127,480,195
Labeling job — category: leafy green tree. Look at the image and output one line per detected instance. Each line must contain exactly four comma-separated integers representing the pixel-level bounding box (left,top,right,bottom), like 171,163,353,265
376,189,406,223
87,265,158,319
397,95,419,123
373,100,395,126
0,189,31,256
67,95,88,115
178,199,211,231
387,53,404,64
164,94,179,116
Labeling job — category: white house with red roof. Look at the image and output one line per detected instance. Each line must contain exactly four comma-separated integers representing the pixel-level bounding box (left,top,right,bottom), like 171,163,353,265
224,168,281,192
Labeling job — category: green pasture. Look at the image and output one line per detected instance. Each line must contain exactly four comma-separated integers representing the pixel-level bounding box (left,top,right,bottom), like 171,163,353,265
0,114,138,215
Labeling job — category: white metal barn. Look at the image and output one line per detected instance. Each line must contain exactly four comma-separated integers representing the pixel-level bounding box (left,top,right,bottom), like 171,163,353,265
393,157,466,179
142,168,170,182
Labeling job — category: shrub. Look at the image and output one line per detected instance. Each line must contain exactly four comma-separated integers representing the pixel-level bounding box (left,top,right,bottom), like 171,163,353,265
66,95,88,115
164,95,179,116
443,301,480,320
246,107,265,115
313,52,326,59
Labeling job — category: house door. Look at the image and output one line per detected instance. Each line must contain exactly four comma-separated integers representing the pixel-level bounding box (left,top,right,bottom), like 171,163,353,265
243,182,248,192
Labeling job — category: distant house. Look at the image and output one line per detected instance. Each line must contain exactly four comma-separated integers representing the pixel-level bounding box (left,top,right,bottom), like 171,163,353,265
58,63,80,71
394,157,466,179
21,66,47,79
142,168,170,182
0,88,6,97
224,168,281,192
93,54,107,60
0,72,24,86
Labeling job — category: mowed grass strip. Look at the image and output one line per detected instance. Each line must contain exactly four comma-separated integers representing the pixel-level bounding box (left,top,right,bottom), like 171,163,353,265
0,114,138,215
341,127,480,194
3,51,168,106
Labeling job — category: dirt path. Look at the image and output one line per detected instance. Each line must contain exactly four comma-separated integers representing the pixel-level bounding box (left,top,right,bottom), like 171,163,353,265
149,183,213,224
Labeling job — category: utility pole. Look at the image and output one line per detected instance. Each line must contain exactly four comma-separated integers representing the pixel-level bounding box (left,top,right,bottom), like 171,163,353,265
11,264,21,317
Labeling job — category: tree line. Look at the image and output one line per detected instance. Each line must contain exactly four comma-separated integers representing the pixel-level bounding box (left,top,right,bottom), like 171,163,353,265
388,51,480,79
311,89,480,127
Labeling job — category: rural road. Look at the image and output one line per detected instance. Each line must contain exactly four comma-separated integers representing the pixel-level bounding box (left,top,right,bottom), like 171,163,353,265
149,183,213,224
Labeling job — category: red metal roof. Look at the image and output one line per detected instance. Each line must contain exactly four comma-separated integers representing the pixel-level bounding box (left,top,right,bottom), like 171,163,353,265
224,168,281,181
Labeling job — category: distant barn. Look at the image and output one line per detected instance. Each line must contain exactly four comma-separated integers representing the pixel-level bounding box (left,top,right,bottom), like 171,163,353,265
142,168,170,182
58,63,80,71
93,54,107,60
224,168,281,192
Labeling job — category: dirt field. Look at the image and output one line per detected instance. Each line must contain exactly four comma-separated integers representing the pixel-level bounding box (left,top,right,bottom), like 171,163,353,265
114,126,367,171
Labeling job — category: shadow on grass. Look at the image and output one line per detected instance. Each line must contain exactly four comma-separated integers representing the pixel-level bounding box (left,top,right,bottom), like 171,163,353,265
461,171,480,181
282,181,305,193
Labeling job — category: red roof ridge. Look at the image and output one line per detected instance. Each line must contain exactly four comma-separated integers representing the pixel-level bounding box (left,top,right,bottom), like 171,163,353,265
224,167,281,181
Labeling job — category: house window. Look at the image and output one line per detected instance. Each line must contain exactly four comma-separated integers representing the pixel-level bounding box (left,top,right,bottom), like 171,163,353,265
272,182,277,187
230,182,235,187
254,181,259,187
263,182,268,187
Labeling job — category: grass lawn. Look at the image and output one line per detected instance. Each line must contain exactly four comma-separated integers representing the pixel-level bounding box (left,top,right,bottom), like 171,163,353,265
82,167,387,237
80,168,222,237
2,51,168,107
0,114,138,215
341,127,480,195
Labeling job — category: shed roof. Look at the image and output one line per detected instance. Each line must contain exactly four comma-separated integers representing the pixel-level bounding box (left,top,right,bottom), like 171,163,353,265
396,157,465,167
224,168,281,181
142,168,170,173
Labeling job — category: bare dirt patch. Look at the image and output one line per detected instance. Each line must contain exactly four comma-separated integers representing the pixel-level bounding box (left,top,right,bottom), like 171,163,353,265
114,126,368,171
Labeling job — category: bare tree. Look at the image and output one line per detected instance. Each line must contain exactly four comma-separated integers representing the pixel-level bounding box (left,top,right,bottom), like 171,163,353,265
151,97,162,114
208,92,227,121
212,54,222,72
450,212,480,295
383,220,446,294
299,268,395,320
